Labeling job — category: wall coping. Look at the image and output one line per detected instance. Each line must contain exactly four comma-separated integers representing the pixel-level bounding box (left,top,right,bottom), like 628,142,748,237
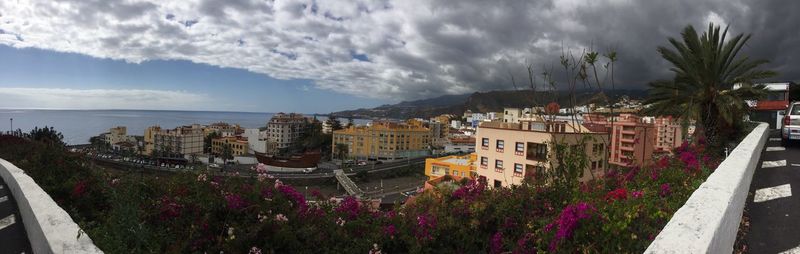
645,122,769,253
0,158,103,254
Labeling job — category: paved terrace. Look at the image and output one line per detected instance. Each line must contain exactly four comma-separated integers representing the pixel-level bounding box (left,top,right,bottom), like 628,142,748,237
0,176,32,254
744,130,800,253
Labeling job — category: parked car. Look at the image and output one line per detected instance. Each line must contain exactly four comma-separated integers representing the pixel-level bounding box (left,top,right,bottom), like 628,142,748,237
357,161,367,166
209,163,220,169
783,102,800,146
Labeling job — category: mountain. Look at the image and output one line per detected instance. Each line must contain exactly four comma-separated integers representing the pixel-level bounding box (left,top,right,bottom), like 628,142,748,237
331,89,648,120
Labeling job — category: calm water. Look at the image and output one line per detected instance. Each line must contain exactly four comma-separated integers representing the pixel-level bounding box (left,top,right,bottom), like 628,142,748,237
0,109,364,145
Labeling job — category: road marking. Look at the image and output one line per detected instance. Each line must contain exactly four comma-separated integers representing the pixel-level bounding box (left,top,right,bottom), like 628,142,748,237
770,138,782,142
780,245,800,254
0,195,7,203
763,160,787,168
792,164,800,167
766,147,786,152
754,184,792,203
0,214,15,231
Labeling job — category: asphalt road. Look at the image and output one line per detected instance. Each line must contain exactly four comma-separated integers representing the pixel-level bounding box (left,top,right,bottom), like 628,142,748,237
0,176,32,254
744,130,800,253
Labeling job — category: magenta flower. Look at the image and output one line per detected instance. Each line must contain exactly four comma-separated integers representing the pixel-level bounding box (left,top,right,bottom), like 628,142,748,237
632,190,644,199
515,233,538,254
225,194,247,210
660,183,671,197
679,151,699,172
605,188,628,202
452,179,485,201
277,185,307,211
490,232,504,254
415,213,437,241
546,202,596,252
384,225,397,237
336,196,361,219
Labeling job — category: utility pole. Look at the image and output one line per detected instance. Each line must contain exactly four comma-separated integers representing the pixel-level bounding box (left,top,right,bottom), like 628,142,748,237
9,118,12,134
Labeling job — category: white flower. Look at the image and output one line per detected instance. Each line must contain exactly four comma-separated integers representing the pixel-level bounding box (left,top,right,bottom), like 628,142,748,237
335,217,346,226
275,213,288,222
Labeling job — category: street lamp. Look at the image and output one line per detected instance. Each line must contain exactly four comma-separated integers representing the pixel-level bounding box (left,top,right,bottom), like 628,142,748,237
9,118,12,134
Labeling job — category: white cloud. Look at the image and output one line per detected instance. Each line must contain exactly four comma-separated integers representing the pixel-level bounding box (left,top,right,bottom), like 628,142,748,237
0,88,210,110
0,0,782,101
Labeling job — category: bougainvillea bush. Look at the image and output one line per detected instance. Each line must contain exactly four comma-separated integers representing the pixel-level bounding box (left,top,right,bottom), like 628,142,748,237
0,134,720,253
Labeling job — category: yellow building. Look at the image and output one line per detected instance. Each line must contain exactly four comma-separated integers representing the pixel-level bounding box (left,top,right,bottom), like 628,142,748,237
475,120,609,188
211,137,250,156
332,121,431,160
424,153,477,180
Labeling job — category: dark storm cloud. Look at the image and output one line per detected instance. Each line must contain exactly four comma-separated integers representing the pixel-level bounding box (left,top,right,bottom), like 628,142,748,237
0,0,796,101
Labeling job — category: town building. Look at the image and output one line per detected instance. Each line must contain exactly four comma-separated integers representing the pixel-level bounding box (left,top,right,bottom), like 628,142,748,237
654,116,684,153
266,113,308,153
104,126,137,146
211,136,250,156
424,153,476,180
583,113,684,167
332,120,432,160
607,114,656,167
735,82,794,129
144,124,204,156
503,108,523,123
204,122,243,137
444,137,476,153
243,129,269,154
475,119,608,188
451,120,462,129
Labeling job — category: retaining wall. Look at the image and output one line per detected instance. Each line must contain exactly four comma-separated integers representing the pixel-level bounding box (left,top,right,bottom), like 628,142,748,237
0,158,103,254
645,123,769,253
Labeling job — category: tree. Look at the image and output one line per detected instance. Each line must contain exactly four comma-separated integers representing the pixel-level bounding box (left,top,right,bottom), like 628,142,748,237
28,126,65,147
204,132,220,154
327,115,343,131
334,143,349,160
644,23,775,149
346,117,354,129
221,143,234,166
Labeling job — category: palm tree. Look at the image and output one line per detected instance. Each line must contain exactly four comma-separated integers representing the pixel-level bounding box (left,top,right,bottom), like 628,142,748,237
645,23,776,148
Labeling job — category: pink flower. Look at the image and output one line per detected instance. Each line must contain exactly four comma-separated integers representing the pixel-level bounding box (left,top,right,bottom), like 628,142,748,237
336,196,361,219
196,174,207,182
515,233,538,254
335,217,346,226
275,213,288,222
415,213,437,241
249,247,262,254
274,179,284,189
452,179,485,201
632,190,644,199
277,185,307,212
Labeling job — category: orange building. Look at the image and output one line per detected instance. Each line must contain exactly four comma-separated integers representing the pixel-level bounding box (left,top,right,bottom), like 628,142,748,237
584,114,684,167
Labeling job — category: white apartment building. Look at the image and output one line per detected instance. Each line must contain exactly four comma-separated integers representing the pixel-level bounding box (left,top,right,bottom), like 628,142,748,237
266,113,308,153
145,124,204,156
104,126,136,146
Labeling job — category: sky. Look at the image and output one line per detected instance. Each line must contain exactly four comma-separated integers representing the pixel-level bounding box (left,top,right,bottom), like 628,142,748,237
0,0,798,113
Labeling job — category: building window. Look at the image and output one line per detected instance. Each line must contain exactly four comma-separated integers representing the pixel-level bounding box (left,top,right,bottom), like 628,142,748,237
496,140,504,150
515,142,524,155
495,159,503,171
482,138,489,148
431,165,449,176
526,142,547,161
480,156,488,168
514,163,523,176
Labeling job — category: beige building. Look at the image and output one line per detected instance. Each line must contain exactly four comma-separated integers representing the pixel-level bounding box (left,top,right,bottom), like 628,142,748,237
266,113,308,153
144,124,204,156
475,120,608,188
104,126,136,146
204,122,243,137
211,136,250,156
654,116,684,153
332,120,432,160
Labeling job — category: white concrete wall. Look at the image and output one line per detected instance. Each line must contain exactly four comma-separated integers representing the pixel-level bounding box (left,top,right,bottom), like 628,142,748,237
645,123,769,254
0,158,103,254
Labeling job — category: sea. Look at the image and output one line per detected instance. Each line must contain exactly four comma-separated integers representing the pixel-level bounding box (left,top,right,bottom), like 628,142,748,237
0,109,367,145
